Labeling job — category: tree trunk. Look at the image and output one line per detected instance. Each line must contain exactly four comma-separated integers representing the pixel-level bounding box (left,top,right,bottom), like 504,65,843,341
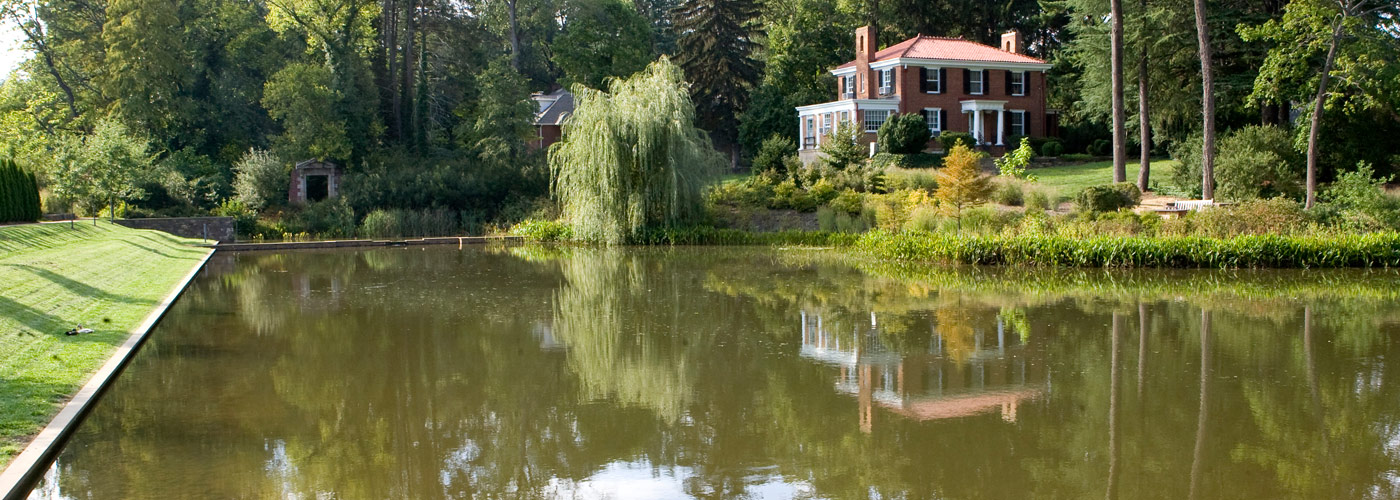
1193,0,1215,200
1111,0,1127,183
385,0,400,139
1136,0,1151,191
1306,20,1344,209
507,0,522,71
401,0,416,143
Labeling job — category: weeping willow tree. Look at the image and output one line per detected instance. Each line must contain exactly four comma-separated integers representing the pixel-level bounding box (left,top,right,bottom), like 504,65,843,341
550,57,724,244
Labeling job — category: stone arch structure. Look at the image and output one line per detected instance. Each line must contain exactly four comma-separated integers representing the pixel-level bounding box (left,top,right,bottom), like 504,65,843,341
288,160,343,205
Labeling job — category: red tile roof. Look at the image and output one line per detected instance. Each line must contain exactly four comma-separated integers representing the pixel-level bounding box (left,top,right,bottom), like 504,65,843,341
834,35,1047,70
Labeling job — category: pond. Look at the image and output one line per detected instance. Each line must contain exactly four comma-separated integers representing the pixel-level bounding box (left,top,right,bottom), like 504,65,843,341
25,245,1400,499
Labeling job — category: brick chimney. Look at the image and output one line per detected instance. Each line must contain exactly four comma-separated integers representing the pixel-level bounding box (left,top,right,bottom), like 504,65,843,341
1000,30,1022,54
855,25,878,98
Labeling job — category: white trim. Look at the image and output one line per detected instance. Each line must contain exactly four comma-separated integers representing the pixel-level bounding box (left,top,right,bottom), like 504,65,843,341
796,98,898,114
968,69,986,95
1009,71,1027,96
923,107,942,134
831,67,857,77
960,99,1007,112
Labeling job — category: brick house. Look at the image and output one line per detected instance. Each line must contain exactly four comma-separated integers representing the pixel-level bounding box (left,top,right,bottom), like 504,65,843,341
796,26,1055,163
531,89,573,149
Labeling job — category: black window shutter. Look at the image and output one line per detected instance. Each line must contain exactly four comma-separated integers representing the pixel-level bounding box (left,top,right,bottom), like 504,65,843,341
983,70,990,94
1024,111,1032,136
1004,70,1012,96
940,109,948,131
919,67,927,93
963,69,970,94
1022,71,1030,94
920,109,928,122
939,68,947,93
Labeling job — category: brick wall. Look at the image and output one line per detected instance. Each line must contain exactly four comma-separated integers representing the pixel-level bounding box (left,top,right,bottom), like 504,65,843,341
114,217,235,243
897,67,1048,144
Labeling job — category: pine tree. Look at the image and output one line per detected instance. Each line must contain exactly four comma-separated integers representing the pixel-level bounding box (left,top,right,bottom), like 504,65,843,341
672,0,761,167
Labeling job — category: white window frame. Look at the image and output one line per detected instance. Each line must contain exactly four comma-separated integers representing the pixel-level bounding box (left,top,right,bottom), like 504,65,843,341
839,111,850,124
1010,110,1026,137
925,67,941,94
924,108,942,135
969,70,985,95
820,113,832,137
1010,71,1026,96
878,69,893,95
844,76,855,97
863,110,890,133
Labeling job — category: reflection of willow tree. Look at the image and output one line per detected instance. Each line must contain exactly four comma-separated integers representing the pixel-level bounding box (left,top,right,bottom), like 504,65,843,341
553,248,692,421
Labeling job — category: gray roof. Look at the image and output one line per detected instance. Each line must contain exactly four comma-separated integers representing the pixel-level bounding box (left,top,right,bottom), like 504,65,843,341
533,89,573,126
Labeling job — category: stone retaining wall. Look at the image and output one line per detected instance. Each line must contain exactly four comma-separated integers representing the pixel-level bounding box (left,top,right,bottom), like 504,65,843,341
114,217,235,243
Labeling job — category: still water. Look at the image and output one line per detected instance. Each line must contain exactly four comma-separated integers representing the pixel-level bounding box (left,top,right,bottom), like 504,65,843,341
26,245,1400,499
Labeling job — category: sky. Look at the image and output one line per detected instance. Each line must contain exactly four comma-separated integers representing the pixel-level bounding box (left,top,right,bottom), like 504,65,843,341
0,23,29,77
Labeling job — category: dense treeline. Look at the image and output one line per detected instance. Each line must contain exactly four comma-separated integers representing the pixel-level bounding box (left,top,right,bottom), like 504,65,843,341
0,0,1394,229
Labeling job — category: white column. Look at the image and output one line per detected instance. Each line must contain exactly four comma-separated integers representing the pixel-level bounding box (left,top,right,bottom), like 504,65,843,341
797,114,805,150
996,110,1005,146
972,111,983,144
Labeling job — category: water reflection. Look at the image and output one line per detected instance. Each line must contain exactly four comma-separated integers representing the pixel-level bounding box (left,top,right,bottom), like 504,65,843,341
23,246,1400,499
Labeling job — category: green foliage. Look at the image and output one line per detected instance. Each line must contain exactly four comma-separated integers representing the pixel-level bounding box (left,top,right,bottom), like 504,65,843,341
1041,140,1064,157
995,137,1037,180
854,230,1400,268
358,208,463,238
1076,183,1141,212
213,199,259,238
233,149,288,211
552,0,654,90
938,132,975,150
992,182,1025,206
827,189,863,215
672,0,761,146
1321,162,1400,231
341,152,546,218
876,113,932,155
1215,125,1303,201
51,119,152,218
1169,198,1310,238
550,58,723,244
262,63,352,162
0,158,41,222
753,135,797,179
1087,138,1111,156
1026,190,1052,211
818,121,867,171
884,169,938,192
510,219,574,242
1170,133,1206,198
286,198,356,237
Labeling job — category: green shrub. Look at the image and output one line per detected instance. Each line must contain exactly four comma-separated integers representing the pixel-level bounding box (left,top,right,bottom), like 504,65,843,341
770,179,818,212
1215,125,1303,201
287,198,356,237
1165,198,1309,238
992,182,1025,206
903,152,944,169
1076,183,1141,213
828,189,864,215
0,158,41,222
753,135,796,179
903,205,942,232
938,132,975,151
995,137,1036,180
1026,190,1051,211
885,169,938,192
1321,162,1399,231
1041,140,1064,157
510,219,573,241
877,113,932,154
808,179,839,204
1088,138,1111,156
213,199,259,238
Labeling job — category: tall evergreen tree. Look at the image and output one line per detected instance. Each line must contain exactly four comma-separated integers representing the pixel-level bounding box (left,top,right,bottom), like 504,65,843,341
1192,0,1216,199
671,0,761,167
1136,0,1151,191
1110,0,1127,182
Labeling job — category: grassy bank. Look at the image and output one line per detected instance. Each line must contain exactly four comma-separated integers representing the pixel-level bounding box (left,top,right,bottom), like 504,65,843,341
1031,159,1177,200
0,222,207,467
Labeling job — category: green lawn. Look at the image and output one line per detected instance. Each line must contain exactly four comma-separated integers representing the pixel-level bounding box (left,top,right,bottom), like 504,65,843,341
1031,159,1177,200
0,222,208,467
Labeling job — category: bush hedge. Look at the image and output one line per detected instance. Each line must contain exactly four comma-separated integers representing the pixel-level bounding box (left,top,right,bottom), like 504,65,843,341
1075,183,1141,212
854,230,1400,268
0,158,41,223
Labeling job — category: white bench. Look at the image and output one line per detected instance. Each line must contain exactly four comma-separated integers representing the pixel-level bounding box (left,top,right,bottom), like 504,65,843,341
1154,199,1216,218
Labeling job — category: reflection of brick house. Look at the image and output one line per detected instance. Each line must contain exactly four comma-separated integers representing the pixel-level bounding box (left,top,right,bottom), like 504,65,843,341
531,89,573,149
799,310,1046,433
796,26,1056,163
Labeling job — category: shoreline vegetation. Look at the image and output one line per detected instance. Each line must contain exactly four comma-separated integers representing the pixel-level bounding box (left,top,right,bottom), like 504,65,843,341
0,222,206,468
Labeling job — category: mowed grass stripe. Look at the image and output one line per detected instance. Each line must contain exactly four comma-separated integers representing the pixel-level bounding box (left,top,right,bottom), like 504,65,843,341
0,222,206,466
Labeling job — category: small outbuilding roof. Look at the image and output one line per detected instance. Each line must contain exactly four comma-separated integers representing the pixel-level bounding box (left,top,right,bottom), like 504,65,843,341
532,88,574,126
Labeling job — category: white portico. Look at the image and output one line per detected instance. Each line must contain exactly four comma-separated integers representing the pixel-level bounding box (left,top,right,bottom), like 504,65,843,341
960,100,1008,146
